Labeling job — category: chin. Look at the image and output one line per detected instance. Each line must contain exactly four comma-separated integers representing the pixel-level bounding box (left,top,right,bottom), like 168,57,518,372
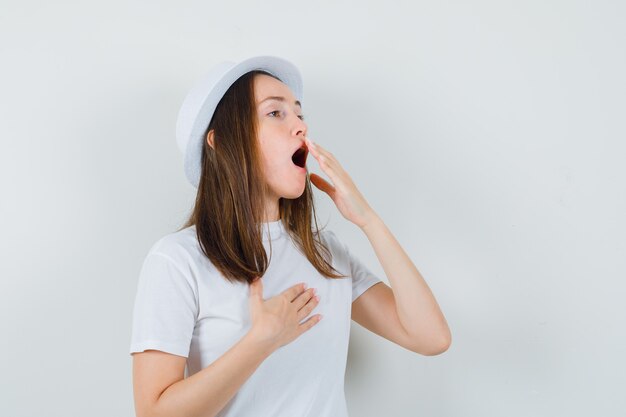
282,188,306,200
280,183,307,200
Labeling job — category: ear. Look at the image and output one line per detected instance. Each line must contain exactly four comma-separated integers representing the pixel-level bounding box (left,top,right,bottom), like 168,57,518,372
206,129,215,149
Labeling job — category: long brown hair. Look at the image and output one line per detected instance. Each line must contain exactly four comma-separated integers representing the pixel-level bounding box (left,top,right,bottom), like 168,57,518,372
177,70,346,285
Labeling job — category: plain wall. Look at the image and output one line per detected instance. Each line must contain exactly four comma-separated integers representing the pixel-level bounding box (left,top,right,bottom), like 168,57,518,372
1,0,624,416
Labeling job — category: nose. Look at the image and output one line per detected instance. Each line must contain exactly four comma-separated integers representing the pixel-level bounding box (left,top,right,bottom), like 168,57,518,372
292,113,307,139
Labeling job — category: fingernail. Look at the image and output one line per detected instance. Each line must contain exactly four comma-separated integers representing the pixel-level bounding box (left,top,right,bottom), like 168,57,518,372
303,282,308,289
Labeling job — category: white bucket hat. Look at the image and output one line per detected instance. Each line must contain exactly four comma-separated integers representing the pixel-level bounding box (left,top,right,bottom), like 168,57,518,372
175,55,304,188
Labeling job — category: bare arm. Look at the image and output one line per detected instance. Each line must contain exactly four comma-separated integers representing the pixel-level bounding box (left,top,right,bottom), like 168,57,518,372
133,330,274,417
360,214,451,353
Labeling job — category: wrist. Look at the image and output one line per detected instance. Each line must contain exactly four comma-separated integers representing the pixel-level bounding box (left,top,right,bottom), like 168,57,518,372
361,210,382,232
244,327,278,357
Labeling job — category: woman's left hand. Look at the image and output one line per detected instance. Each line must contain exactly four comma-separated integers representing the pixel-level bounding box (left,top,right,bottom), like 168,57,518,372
304,136,376,229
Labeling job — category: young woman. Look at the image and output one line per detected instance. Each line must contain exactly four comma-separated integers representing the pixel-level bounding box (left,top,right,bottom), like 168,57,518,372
129,55,451,417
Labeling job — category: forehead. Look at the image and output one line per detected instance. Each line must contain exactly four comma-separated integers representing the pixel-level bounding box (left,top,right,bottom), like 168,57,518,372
253,73,299,105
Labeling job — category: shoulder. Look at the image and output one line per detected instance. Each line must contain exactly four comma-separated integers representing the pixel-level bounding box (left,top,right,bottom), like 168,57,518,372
316,227,339,247
144,225,201,270
315,228,350,261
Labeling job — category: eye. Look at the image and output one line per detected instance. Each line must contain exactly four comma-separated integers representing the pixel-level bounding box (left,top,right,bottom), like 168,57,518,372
267,110,305,121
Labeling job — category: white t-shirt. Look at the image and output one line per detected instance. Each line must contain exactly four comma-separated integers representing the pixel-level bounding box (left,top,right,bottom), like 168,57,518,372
129,219,382,417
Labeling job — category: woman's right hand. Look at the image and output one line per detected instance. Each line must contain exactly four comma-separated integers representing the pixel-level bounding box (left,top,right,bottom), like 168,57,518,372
248,277,322,351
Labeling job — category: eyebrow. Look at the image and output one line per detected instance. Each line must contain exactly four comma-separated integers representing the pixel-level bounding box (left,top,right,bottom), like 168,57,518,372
257,96,302,108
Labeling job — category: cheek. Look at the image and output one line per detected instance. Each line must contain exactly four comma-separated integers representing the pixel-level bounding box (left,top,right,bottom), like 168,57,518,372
256,130,289,171
257,146,278,176
259,142,282,165
256,135,272,164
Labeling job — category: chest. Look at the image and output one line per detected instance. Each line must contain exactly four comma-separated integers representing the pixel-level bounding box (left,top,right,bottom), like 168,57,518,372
189,242,353,367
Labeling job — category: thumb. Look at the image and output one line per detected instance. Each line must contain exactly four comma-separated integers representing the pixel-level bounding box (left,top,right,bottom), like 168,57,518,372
309,173,335,195
249,276,263,302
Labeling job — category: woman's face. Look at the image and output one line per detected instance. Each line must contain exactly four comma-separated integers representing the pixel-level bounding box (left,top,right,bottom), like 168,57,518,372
254,73,309,202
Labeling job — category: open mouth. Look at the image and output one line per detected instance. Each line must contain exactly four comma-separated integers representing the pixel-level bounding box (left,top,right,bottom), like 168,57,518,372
291,145,308,168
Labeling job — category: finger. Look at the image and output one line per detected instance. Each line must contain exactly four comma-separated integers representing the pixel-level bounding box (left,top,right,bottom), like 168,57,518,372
309,173,335,195
284,282,308,302
296,291,319,318
315,156,344,189
293,288,316,310
304,136,324,156
305,138,325,164
317,152,340,174
305,137,336,164
249,277,263,301
297,313,323,334
304,138,344,184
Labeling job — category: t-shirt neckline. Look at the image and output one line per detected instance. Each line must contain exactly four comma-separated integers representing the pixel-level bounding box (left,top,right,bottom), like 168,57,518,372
260,219,285,241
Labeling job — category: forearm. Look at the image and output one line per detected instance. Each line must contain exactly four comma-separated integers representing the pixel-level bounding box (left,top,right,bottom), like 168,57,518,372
361,212,451,352
150,330,275,417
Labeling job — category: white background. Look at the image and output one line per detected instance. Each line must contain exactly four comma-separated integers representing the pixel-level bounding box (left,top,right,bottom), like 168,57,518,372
1,1,624,416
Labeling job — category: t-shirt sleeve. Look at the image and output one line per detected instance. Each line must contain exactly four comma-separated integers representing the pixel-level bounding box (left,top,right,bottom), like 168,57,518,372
345,243,383,302
326,230,383,302
129,251,199,358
